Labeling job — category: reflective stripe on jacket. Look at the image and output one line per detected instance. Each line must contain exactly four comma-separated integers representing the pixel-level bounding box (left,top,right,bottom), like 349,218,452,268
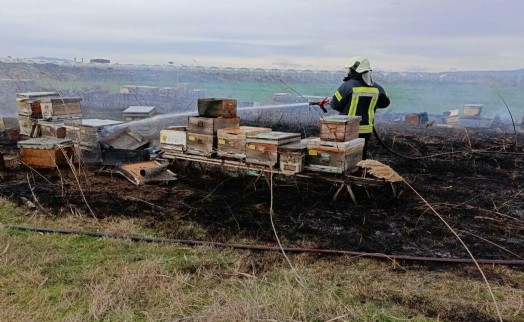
331,74,390,134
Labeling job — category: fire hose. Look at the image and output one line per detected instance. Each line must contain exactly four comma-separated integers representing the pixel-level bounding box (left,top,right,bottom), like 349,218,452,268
2,224,523,266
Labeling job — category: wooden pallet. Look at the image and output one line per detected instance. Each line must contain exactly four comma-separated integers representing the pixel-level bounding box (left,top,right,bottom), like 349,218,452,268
162,152,396,204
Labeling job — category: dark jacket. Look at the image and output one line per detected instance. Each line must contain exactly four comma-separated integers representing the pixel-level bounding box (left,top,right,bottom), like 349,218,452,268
331,73,390,134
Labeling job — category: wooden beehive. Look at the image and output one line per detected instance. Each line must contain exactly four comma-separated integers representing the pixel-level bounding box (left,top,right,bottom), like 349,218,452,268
17,137,73,168
41,98,82,119
217,126,272,159
404,114,421,126
160,126,187,153
278,139,307,175
38,120,66,138
64,119,123,148
463,104,483,118
18,115,38,136
17,99,42,118
245,131,301,166
197,98,237,118
187,116,240,135
16,92,59,118
305,138,365,174
320,115,361,142
186,133,217,156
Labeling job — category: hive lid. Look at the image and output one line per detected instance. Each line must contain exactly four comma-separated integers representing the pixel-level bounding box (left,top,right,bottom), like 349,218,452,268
16,92,59,99
65,119,123,128
123,106,156,113
247,131,301,140
307,137,365,149
246,131,301,145
321,115,362,124
17,137,73,149
278,139,308,152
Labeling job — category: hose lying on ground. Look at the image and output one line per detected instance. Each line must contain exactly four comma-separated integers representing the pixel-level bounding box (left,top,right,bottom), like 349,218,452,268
2,224,523,266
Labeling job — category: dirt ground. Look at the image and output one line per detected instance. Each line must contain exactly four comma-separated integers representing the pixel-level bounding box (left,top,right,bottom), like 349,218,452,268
1,124,523,261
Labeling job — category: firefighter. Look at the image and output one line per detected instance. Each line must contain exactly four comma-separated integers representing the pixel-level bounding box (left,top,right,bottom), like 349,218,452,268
330,56,390,159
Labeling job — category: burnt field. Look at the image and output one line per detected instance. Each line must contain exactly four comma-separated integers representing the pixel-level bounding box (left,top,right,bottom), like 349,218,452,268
1,124,523,262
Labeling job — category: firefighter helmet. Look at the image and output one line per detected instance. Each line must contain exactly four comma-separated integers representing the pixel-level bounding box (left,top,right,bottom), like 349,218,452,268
344,56,372,74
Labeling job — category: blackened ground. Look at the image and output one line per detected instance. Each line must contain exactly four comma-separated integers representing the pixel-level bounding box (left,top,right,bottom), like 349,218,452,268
1,125,523,261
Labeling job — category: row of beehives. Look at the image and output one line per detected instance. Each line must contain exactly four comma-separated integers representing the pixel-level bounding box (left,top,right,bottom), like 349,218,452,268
159,98,365,175
403,104,485,127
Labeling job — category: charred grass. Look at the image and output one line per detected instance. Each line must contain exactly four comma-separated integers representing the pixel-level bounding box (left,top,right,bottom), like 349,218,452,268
1,127,524,320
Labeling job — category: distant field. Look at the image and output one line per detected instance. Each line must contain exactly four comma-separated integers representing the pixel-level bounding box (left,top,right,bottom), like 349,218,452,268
1,75,522,121
192,81,524,119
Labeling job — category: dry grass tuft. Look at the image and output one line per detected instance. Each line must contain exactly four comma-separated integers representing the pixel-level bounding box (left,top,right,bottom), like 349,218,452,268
357,159,404,182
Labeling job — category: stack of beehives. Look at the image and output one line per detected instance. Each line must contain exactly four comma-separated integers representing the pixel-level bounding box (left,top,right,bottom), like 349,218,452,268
16,92,82,168
305,115,365,174
16,92,83,138
185,98,241,156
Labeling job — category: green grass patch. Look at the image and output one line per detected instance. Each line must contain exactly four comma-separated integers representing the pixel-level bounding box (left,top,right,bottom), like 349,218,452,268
1,198,523,321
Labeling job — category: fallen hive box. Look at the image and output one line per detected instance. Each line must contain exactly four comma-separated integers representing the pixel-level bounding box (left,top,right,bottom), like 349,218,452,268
306,138,365,174
72,144,103,164
160,126,187,155
277,139,307,175
198,98,237,118
245,131,301,167
186,133,216,156
187,116,240,135
17,137,73,168
217,126,272,159
320,115,361,142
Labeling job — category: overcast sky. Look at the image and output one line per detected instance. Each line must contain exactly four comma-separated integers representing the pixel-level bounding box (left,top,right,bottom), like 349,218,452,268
1,0,523,72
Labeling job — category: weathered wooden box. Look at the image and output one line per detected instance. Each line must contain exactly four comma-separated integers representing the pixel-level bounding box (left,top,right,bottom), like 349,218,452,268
186,133,217,156
198,98,237,118
41,98,82,119
442,115,459,125
305,138,365,174
18,115,38,136
278,139,307,175
18,137,73,168
404,113,429,126
160,126,187,152
217,126,272,159
123,106,156,122
187,116,240,135
16,92,59,118
245,131,301,166
320,115,361,142
37,120,66,138
463,104,483,117
64,119,123,147
17,100,42,118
